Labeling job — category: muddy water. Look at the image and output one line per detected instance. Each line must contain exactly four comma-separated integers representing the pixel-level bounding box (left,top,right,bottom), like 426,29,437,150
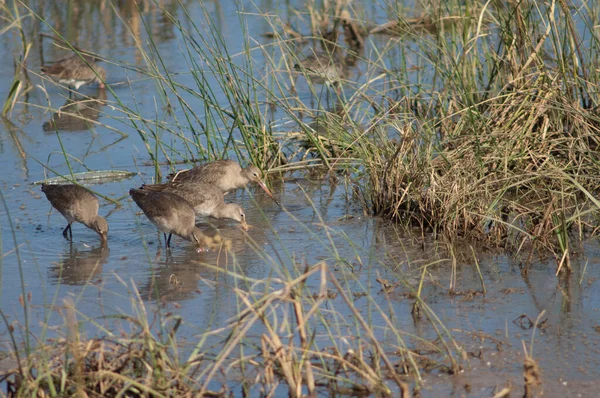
1,1,600,397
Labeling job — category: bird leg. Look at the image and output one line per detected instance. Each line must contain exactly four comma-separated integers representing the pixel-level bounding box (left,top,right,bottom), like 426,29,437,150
62,223,73,240
166,233,173,248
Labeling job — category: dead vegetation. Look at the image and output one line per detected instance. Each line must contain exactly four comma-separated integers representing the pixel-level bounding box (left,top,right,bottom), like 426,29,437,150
367,74,600,257
0,263,447,397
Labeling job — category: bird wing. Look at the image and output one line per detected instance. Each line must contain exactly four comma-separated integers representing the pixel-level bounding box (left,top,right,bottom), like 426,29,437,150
168,160,239,183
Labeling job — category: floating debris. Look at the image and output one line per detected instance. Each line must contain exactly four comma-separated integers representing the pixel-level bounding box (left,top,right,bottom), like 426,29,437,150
34,170,137,185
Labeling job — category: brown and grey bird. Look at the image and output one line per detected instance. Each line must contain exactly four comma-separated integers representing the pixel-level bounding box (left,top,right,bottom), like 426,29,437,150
140,181,249,230
41,184,108,242
129,188,207,248
293,52,346,87
41,54,106,90
167,160,277,203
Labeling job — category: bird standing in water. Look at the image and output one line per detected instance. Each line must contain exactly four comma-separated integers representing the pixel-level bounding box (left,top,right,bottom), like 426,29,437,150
41,184,108,242
167,160,277,203
129,188,207,248
293,52,346,89
41,53,106,90
140,181,249,230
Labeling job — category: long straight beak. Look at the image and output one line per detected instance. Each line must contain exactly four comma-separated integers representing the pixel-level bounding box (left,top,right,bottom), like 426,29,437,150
257,180,281,207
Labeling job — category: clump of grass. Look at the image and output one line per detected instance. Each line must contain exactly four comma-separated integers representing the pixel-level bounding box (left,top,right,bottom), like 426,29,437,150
359,0,600,264
2,297,206,397
367,79,600,246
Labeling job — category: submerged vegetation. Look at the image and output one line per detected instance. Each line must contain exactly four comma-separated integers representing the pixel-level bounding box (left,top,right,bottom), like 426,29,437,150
1,0,597,395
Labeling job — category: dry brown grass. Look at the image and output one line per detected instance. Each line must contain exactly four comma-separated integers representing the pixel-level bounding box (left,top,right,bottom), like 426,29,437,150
367,74,600,259
3,263,448,397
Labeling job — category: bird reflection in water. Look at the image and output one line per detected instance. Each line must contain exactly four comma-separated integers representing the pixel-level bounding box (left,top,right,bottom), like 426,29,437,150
43,88,106,133
49,242,109,285
141,260,204,303
141,230,244,303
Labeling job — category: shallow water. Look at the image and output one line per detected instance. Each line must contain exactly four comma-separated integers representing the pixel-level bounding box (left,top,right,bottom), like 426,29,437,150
1,1,600,397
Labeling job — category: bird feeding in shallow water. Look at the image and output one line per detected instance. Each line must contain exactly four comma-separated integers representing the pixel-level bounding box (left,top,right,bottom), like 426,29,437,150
129,188,208,248
167,160,278,204
41,184,108,242
140,181,249,230
41,53,106,90
293,52,346,88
